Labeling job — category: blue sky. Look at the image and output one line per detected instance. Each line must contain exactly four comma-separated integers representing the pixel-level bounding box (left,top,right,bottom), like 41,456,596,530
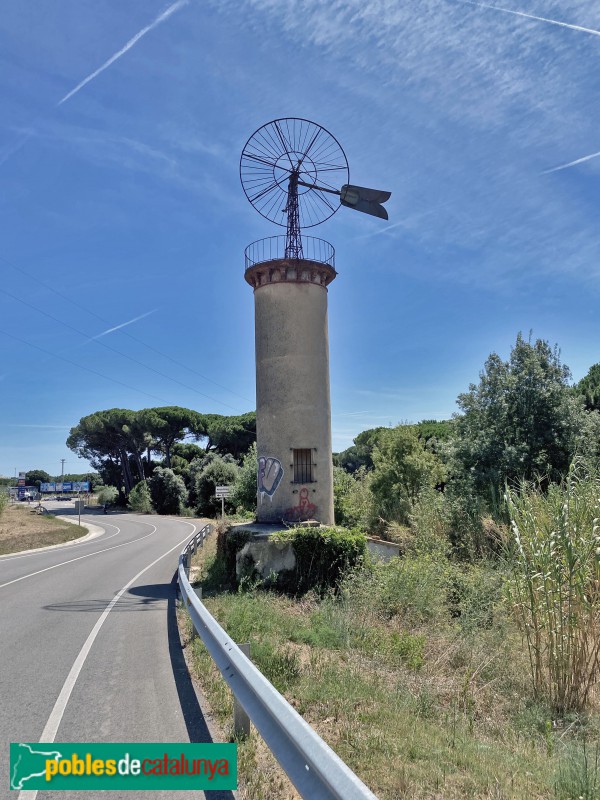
1,0,599,478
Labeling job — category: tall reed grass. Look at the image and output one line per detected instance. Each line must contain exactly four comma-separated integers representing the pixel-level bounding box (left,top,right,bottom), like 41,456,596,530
505,462,600,712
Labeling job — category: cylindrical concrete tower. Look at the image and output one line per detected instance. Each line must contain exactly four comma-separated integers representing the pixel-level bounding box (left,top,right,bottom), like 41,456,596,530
245,241,336,525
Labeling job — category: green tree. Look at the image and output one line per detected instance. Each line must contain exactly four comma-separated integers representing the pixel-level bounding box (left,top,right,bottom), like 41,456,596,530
229,442,258,513
25,470,51,490
148,467,188,515
138,407,206,468
333,466,374,529
128,480,153,513
370,426,444,525
574,363,600,412
453,333,594,496
67,409,144,494
171,442,205,463
203,412,256,459
415,420,454,443
191,454,239,516
335,427,386,473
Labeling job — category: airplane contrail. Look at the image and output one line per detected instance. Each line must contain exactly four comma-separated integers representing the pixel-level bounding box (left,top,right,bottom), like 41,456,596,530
91,310,156,340
543,150,600,174
58,0,189,105
458,1,600,38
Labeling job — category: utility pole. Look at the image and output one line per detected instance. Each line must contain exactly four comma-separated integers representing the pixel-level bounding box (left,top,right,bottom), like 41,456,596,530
60,459,66,479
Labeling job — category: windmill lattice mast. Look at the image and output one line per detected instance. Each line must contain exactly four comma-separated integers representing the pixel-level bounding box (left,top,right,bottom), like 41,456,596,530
285,169,303,260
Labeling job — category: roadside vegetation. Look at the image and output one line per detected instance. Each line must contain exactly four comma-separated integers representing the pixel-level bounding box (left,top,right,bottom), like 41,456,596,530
170,334,600,798
0,502,87,555
183,465,600,799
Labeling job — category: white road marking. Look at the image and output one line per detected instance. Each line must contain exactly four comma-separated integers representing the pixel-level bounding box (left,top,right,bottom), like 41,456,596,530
0,522,156,590
0,520,121,562
17,520,196,800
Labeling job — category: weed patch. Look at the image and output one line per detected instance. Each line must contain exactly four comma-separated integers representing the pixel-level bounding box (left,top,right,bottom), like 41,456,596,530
182,518,600,799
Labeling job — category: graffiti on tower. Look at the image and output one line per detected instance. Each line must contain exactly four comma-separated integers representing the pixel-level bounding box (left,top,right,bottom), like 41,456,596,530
257,456,284,502
284,488,317,522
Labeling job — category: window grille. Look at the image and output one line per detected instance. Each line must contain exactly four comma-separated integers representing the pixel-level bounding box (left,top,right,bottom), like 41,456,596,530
293,449,313,483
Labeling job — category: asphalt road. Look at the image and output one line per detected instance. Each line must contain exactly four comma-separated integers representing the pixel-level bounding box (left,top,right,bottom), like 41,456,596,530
0,507,235,800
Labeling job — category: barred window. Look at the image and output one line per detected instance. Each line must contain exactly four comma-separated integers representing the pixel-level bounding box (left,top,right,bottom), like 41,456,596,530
293,449,313,483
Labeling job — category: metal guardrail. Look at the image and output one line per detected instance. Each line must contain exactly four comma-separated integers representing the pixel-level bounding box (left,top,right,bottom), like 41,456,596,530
178,530,379,800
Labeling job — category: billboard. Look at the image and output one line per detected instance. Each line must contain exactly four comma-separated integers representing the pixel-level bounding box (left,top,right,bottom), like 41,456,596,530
40,482,90,493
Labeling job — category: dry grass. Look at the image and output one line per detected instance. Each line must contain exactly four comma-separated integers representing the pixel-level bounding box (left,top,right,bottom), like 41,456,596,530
0,504,86,555
179,532,600,800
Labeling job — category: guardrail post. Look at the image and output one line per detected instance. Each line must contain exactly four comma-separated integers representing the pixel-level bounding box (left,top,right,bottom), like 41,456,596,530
233,643,251,738
185,550,192,580
189,586,202,641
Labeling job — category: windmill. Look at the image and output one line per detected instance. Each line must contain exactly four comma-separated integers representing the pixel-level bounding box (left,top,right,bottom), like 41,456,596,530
240,118,390,525
240,118,390,260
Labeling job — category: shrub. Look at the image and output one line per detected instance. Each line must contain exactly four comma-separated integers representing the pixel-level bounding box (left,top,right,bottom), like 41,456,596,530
191,454,239,517
128,480,153,513
97,485,118,506
408,486,450,558
333,466,374,529
273,526,367,595
347,554,449,623
148,467,188,515
505,461,600,711
370,426,445,526
229,443,257,514
214,523,252,589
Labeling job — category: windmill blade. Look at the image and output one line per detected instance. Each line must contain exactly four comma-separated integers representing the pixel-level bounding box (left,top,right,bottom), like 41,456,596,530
340,184,391,219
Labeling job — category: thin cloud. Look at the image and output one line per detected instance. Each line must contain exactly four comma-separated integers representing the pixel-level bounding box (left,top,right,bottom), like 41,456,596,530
0,130,34,167
543,149,600,174
91,310,156,340
356,219,407,240
8,424,71,429
58,0,189,105
457,1,600,39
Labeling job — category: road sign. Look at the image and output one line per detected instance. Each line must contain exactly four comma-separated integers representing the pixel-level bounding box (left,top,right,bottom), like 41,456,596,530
215,485,232,518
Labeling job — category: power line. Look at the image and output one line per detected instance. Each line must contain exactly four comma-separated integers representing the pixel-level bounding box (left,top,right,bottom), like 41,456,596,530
0,252,252,404
0,328,168,403
0,284,241,412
